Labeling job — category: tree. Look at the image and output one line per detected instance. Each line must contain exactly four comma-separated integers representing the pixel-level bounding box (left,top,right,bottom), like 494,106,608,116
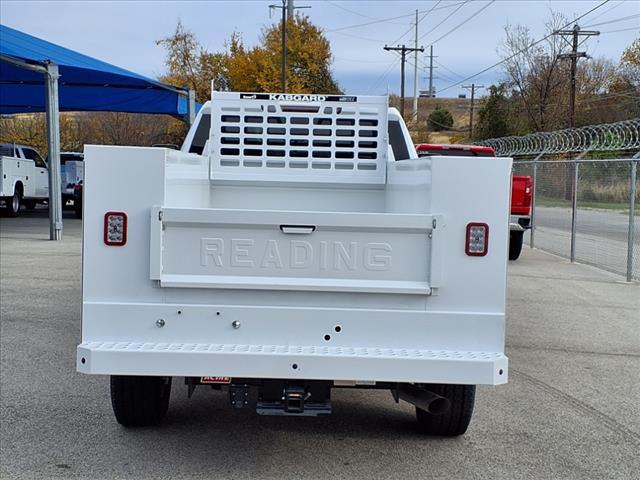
157,15,341,98
475,84,515,140
619,38,640,86
0,112,185,157
499,11,570,132
156,21,229,103
428,107,454,131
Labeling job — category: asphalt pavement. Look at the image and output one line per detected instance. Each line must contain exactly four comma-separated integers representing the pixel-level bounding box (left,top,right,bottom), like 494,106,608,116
1,209,639,480
527,206,640,280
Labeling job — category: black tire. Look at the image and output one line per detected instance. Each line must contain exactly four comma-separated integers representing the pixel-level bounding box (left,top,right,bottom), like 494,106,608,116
74,202,82,219
5,191,21,217
415,384,475,436
110,376,171,427
23,200,36,210
509,231,524,261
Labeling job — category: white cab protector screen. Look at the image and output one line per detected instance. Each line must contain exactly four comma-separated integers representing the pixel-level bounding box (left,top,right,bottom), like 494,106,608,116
208,91,389,185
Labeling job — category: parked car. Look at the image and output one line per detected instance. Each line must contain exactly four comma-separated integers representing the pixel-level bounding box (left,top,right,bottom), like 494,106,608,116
73,181,83,219
78,92,512,437
0,143,49,216
59,152,84,207
415,143,533,260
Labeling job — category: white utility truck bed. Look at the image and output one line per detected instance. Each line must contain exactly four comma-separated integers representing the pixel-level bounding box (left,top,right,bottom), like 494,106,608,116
78,91,511,436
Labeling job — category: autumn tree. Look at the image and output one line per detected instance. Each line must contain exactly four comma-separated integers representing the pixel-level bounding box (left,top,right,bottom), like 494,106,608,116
0,112,185,157
156,15,341,98
156,21,229,103
606,38,640,119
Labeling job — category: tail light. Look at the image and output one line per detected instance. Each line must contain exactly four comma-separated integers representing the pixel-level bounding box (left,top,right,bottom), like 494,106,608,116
104,211,127,246
466,223,489,256
524,177,533,209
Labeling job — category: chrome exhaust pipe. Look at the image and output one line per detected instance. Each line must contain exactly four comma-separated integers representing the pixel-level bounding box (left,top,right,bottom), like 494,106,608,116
395,384,450,415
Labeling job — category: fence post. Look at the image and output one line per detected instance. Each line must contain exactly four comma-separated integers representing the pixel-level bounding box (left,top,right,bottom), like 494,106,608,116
570,161,579,263
530,152,544,249
627,160,637,282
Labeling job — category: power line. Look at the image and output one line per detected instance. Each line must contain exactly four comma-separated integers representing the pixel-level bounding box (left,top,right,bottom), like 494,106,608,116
328,30,387,43
437,0,612,94
386,1,446,53
334,56,392,63
428,0,496,46
434,59,464,79
600,26,640,34
325,1,407,25
418,0,470,42
326,1,468,33
367,57,401,94
583,13,640,28
581,0,625,24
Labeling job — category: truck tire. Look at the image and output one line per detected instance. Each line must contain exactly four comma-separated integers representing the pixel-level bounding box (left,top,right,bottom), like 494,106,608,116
415,384,475,436
509,231,524,261
5,191,21,217
110,376,171,427
74,202,82,219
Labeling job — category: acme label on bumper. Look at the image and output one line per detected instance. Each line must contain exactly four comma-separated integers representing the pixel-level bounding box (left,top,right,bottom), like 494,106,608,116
201,376,232,384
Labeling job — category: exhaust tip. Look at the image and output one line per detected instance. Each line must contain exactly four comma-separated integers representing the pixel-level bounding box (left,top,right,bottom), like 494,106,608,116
427,397,450,415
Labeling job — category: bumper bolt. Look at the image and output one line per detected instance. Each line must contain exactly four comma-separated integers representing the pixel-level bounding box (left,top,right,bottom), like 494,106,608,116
156,318,165,328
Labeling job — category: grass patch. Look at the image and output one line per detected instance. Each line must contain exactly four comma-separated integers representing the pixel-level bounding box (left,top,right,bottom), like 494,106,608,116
536,196,640,214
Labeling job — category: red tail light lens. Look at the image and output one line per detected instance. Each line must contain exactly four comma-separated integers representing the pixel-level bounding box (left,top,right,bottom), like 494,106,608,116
104,211,127,246
466,223,489,256
524,178,533,208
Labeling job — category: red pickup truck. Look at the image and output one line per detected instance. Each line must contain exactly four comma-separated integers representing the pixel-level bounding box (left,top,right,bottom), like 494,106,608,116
415,144,532,260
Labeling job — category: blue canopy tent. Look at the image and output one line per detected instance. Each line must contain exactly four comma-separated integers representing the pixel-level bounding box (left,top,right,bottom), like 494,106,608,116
0,24,194,116
0,24,196,239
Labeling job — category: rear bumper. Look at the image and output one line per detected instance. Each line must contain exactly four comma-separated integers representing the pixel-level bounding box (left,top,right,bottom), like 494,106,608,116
510,215,531,231
77,341,508,385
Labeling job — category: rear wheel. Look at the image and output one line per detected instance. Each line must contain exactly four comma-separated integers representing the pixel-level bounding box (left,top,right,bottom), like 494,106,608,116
509,231,524,260
5,191,21,217
415,384,475,436
110,376,171,427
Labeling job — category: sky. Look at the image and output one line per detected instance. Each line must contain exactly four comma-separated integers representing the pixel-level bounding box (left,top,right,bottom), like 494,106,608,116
1,0,638,98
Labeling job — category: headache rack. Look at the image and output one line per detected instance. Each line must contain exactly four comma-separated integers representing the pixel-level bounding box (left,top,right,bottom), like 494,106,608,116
208,92,389,185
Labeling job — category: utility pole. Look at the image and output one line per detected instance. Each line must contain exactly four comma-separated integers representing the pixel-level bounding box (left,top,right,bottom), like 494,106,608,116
554,24,599,201
412,10,419,120
269,0,311,93
462,83,484,137
427,45,436,98
554,24,599,128
384,44,424,119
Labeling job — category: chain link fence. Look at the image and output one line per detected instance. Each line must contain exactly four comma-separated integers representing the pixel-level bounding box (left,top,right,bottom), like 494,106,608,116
513,159,639,281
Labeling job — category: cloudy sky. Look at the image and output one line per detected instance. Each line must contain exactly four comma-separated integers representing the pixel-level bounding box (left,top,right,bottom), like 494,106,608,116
1,0,638,97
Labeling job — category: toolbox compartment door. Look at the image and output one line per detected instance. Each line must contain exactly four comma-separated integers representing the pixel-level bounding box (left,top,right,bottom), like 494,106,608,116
151,207,439,295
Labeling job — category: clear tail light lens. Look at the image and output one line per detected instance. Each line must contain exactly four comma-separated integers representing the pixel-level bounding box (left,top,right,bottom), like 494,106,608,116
104,211,127,246
466,223,489,256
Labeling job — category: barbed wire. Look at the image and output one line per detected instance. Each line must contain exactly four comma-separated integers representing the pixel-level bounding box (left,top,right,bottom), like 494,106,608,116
476,118,640,156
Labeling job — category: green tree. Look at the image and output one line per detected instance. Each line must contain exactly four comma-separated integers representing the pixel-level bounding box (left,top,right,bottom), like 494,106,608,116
428,107,454,131
475,84,514,140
